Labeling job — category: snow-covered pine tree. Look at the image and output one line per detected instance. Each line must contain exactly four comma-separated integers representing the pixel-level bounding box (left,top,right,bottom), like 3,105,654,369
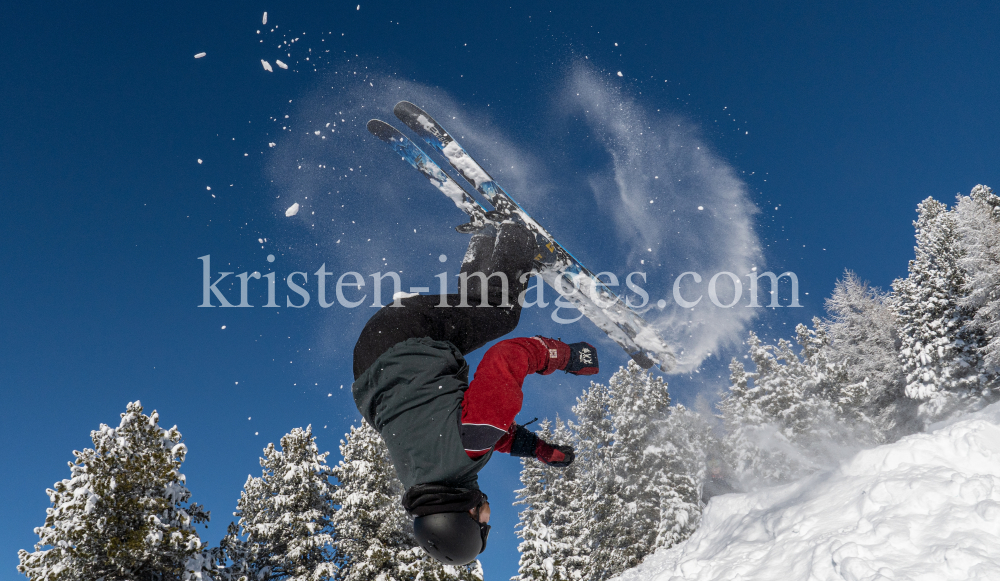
796,322,873,439
721,326,874,486
652,404,709,545
590,362,671,578
330,422,408,581
221,425,340,581
540,419,588,579
572,362,699,581
513,429,549,581
893,196,985,422
562,377,613,581
17,401,214,581
330,421,482,581
721,331,813,485
513,418,586,581
822,270,912,435
956,184,1000,386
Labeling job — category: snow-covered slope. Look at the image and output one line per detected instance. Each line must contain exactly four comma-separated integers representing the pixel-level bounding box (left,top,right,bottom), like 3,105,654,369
614,402,1000,581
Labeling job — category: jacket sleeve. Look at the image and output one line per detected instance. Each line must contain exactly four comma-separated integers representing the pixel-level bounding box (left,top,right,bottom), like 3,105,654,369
460,337,569,458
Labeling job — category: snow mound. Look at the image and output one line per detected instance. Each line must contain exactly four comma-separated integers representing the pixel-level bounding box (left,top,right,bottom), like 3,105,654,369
617,402,1000,581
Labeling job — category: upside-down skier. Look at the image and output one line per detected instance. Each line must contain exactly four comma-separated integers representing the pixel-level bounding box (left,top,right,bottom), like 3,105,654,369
351,221,599,565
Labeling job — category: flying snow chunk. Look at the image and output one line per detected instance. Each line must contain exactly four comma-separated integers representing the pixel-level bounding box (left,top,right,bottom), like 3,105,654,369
258,238,263,243
194,52,206,59
261,60,273,72
393,291,419,301
285,203,300,217
356,4,360,9
197,159,203,164
262,11,267,25
617,71,623,77
268,142,276,147
275,59,288,70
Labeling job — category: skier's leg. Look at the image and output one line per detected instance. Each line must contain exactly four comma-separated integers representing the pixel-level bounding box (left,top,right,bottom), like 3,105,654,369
459,221,535,309
352,222,536,378
411,220,536,355
459,223,498,281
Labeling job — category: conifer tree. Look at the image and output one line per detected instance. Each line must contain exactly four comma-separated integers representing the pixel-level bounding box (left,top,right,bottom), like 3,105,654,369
796,322,871,430
893,197,984,421
721,326,875,485
18,401,214,581
722,331,820,484
587,362,672,578
561,377,613,581
221,425,340,581
956,184,1000,384
569,362,700,581
653,404,708,546
822,271,910,434
330,422,482,581
514,419,557,581
513,419,585,581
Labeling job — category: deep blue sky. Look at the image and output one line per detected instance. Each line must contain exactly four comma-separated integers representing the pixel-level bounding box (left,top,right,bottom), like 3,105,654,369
2,1,999,579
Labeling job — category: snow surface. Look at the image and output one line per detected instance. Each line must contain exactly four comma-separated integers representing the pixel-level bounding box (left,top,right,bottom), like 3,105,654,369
615,401,1000,581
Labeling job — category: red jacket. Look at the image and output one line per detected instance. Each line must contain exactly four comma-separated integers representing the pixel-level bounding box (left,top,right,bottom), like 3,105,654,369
460,337,570,458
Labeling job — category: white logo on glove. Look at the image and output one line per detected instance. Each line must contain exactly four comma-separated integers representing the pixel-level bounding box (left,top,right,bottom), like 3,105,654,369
579,350,593,364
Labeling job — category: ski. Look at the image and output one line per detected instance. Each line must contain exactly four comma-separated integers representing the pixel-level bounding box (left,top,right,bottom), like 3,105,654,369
389,102,676,371
366,119,493,233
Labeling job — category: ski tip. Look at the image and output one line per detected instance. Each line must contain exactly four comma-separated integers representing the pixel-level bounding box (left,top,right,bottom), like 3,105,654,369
366,119,400,143
628,349,678,373
394,101,439,133
393,100,422,119
629,351,657,371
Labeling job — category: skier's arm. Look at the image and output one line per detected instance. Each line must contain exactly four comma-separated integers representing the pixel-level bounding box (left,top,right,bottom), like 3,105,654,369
460,337,565,458
461,336,596,459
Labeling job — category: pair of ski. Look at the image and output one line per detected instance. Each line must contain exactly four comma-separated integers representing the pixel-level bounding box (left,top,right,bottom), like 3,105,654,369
367,102,675,371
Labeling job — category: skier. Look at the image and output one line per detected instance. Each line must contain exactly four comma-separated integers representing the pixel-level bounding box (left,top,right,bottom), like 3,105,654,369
352,221,599,565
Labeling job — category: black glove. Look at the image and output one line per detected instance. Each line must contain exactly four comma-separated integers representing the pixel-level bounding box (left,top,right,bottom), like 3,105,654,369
509,424,538,458
565,342,599,375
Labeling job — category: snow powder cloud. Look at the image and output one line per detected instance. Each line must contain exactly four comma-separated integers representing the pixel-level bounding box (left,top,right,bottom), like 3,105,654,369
559,64,763,372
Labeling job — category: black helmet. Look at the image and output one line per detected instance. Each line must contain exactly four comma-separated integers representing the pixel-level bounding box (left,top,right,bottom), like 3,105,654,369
413,511,488,565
